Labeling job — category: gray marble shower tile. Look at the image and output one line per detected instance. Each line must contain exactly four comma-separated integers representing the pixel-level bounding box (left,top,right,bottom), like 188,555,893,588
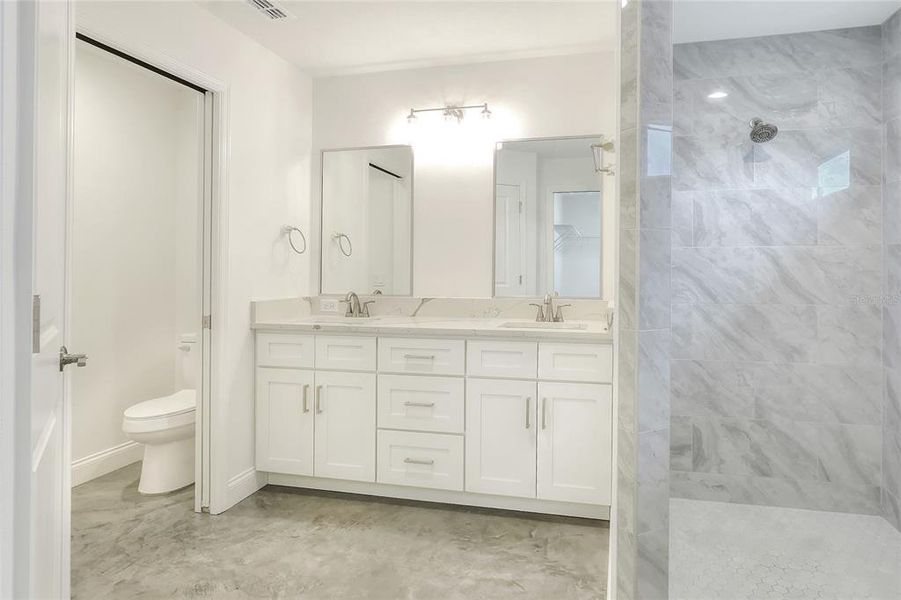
684,73,818,138
814,423,882,487
882,413,901,500
888,118,901,185
818,66,882,129
619,2,639,134
887,244,901,294
885,488,901,532
885,8,901,61
693,188,816,247
674,26,882,81
619,228,638,331
816,304,882,366
753,127,882,190
671,191,692,247
887,368,901,431
671,360,755,418
817,185,882,245
691,417,819,481
670,470,882,515
753,363,882,426
639,175,672,231
672,247,769,305
886,182,901,245
671,416,693,471
673,133,754,192
761,245,882,306
638,429,670,536
638,0,673,129
638,330,670,434
620,129,638,230
672,303,816,362
884,59,901,123
638,229,671,330
636,527,668,600
673,83,692,136
887,302,901,370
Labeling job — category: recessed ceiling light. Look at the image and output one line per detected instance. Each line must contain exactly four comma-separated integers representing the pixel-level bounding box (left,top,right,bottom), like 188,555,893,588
707,91,729,100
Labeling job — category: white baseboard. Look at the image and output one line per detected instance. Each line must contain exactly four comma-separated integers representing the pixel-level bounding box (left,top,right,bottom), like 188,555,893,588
71,441,143,487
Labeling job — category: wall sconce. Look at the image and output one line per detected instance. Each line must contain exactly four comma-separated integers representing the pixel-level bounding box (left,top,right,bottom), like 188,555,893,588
592,137,616,175
407,103,491,124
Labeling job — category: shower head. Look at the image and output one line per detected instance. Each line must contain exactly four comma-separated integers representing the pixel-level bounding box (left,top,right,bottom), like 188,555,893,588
749,118,778,143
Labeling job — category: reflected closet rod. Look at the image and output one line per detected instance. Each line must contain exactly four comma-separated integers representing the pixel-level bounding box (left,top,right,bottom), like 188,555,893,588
369,163,403,179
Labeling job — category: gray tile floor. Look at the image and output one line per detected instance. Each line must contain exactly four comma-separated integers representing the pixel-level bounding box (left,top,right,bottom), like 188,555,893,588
72,463,609,599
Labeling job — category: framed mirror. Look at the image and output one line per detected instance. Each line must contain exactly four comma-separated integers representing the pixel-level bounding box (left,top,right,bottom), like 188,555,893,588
320,145,413,295
493,136,606,299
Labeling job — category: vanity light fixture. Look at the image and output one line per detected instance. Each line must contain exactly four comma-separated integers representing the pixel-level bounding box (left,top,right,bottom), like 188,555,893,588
406,103,491,124
707,90,729,99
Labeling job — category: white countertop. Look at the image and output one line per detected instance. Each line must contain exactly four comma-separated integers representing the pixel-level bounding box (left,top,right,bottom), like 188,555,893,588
251,315,612,342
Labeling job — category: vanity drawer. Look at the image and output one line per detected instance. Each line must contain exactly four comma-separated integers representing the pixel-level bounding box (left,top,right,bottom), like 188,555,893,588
377,374,464,434
315,335,376,371
376,430,464,491
378,337,465,375
256,333,314,369
538,343,613,383
467,341,537,379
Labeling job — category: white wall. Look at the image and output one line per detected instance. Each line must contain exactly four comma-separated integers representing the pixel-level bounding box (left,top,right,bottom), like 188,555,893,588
77,1,314,512
312,52,615,297
71,41,202,481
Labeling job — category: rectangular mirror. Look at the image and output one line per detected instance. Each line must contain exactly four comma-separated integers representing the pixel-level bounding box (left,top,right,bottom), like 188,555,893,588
320,146,413,295
494,136,604,298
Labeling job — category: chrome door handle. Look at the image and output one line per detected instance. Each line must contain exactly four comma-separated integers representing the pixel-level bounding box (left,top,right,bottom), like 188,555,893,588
404,401,435,408
403,354,435,361
302,384,310,413
315,385,323,413
525,396,531,429
404,458,434,466
59,346,88,372
541,398,547,429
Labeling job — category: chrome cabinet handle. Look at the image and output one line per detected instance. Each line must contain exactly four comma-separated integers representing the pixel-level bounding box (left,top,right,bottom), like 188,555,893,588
404,458,434,466
404,401,435,408
403,354,435,361
525,396,531,429
315,385,323,413
541,398,547,429
302,384,310,413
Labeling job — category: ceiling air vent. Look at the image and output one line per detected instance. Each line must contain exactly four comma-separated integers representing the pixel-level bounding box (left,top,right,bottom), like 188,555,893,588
247,0,292,20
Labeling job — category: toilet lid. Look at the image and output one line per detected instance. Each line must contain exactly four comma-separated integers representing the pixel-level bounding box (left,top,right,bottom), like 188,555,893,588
125,389,196,420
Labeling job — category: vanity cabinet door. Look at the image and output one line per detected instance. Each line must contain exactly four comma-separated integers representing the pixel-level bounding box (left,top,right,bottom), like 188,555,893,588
255,368,314,476
537,382,612,505
465,378,537,498
313,371,376,482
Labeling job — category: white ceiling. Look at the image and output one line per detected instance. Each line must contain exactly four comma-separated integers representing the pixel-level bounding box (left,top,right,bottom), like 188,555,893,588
674,0,901,44
200,1,617,78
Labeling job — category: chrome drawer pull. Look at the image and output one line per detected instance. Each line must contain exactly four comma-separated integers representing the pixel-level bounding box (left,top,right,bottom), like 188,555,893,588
404,401,435,408
315,385,323,413
404,458,434,466
404,353,436,360
525,396,531,429
302,384,310,413
541,398,547,429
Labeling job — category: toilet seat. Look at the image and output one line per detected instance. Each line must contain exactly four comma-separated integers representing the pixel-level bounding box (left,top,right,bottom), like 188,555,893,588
123,389,196,434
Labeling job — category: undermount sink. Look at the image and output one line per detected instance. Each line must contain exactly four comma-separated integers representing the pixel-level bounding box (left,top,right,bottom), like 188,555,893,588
498,321,588,330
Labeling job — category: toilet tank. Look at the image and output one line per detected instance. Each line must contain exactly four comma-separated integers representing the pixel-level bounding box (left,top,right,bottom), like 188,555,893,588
177,333,198,389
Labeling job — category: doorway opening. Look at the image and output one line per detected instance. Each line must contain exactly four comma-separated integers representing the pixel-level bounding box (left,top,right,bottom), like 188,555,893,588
68,32,214,586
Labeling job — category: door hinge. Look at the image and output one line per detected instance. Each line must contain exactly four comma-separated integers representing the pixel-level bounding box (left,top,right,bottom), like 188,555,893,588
32,295,41,353
202,315,212,330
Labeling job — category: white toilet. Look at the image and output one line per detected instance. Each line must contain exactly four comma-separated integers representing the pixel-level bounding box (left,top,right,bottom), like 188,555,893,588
122,336,197,494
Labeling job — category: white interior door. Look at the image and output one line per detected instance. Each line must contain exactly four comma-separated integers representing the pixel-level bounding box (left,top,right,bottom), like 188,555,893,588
537,382,612,505
494,184,525,296
465,378,537,498
31,0,73,597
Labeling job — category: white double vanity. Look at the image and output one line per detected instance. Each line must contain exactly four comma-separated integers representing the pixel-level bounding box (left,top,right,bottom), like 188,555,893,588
252,314,613,519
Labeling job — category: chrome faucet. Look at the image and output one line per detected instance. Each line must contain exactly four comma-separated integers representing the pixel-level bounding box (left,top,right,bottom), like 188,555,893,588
530,293,571,323
340,292,373,317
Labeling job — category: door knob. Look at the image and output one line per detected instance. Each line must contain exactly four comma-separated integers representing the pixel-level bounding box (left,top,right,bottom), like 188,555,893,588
59,346,88,372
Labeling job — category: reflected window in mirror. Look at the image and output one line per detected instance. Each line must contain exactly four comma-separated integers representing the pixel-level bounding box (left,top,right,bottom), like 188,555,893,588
494,136,604,299
320,146,413,295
